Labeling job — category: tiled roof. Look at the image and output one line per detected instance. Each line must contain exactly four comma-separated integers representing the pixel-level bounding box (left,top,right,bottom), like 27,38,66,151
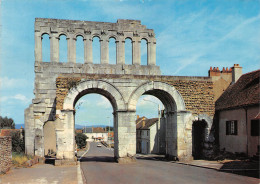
215,69,260,110
92,127,105,133
0,129,20,136
136,118,158,129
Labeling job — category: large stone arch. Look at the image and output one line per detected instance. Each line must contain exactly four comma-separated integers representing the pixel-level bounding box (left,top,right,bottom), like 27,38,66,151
128,81,186,112
63,79,126,111
56,79,127,160
128,81,192,161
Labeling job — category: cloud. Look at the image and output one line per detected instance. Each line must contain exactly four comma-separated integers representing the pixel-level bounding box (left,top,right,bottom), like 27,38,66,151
137,95,164,109
0,77,29,89
0,94,30,104
157,10,260,75
97,96,112,109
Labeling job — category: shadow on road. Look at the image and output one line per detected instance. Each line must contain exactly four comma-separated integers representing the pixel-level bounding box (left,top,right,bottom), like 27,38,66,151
80,156,116,163
219,160,259,179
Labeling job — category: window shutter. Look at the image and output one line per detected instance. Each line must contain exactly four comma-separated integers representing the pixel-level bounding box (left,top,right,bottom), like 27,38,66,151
234,120,238,135
226,121,229,135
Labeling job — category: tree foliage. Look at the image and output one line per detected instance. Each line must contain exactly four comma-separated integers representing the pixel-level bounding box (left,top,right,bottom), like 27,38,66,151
0,116,15,129
11,130,25,153
105,126,113,132
75,133,87,149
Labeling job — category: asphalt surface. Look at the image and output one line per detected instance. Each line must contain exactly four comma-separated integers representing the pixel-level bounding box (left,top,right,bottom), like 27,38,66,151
80,142,259,184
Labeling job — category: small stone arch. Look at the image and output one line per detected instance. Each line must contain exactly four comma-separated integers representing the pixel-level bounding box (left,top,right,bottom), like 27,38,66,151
128,81,185,112
58,32,68,38
109,34,118,41
140,37,149,43
74,33,85,40
41,32,50,38
124,37,133,41
63,79,126,111
92,34,101,40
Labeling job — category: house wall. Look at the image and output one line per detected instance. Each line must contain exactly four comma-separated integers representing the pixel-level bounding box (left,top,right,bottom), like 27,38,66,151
84,133,108,142
247,106,260,156
141,130,149,154
219,105,259,156
150,124,157,153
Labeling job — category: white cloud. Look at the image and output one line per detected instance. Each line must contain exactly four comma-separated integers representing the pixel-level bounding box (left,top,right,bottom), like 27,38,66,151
0,94,30,104
137,95,164,109
0,77,29,89
97,96,112,109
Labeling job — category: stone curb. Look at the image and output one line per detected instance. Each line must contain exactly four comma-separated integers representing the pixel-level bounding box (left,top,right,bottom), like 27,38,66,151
78,142,90,184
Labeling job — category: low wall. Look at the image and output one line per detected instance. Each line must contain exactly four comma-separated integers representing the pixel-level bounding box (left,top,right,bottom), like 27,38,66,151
0,136,12,174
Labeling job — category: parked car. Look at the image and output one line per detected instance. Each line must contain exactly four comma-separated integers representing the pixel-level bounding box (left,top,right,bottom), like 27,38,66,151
97,144,102,147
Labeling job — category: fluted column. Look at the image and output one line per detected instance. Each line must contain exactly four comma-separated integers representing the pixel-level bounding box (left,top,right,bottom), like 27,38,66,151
100,38,109,64
116,40,125,64
50,33,59,62
84,37,93,64
35,32,42,62
67,37,76,63
147,41,156,66
132,39,141,65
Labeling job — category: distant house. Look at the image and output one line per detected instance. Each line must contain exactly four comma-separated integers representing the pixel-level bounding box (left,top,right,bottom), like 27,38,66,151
136,117,162,154
84,127,108,142
216,69,260,157
75,129,83,134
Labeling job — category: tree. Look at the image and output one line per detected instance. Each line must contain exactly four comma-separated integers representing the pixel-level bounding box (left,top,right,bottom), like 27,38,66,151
11,130,25,153
0,116,15,129
75,133,87,149
105,126,113,132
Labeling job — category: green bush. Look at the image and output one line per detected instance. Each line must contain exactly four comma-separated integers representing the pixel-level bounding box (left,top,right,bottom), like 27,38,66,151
11,130,25,153
75,133,87,149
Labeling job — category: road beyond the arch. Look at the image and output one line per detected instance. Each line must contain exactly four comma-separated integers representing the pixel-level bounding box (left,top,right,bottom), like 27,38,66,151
80,142,258,184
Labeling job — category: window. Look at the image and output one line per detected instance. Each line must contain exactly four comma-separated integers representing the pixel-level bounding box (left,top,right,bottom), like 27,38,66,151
251,120,259,136
226,120,238,135
147,131,149,136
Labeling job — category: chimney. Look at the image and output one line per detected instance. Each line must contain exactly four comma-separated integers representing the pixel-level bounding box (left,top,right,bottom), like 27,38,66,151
142,117,145,128
231,64,242,84
136,115,139,120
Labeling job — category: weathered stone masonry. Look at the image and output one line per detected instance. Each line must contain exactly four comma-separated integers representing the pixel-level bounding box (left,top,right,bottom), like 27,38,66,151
0,136,12,174
25,18,216,163
56,74,214,116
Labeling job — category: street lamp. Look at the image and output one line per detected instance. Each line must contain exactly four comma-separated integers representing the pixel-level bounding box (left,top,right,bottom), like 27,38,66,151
106,116,111,148
143,98,161,153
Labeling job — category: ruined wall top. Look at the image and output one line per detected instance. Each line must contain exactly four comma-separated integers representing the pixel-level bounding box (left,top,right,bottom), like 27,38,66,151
34,18,158,73
35,18,156,42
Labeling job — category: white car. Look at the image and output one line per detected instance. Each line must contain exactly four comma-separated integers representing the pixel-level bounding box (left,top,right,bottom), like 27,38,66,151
97,144,102,147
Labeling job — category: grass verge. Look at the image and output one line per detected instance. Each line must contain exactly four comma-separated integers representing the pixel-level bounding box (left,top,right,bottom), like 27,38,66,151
12,152,34,167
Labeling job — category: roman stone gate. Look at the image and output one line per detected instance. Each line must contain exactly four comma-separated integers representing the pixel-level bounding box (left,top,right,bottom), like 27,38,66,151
25,18,215,163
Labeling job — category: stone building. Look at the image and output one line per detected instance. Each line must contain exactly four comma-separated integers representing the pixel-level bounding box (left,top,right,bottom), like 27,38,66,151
24,18,234,164
84,127,108,142
216,69,260,157
136,117,161,154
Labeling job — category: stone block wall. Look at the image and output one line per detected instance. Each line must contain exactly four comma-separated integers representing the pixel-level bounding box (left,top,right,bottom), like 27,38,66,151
56,74,214,117
0,136,12,174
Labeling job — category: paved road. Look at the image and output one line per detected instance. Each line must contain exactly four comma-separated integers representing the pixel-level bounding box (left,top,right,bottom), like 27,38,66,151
80,142,259,184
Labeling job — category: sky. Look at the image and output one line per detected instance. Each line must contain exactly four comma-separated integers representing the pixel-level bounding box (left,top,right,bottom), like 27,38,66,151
0,0,259,127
